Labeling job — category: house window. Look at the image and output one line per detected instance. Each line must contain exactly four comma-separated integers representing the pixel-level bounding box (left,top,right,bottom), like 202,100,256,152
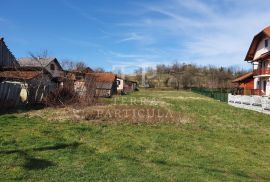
50,64,55,70
263,80,267,92
265,39,268,47
262,61,266,68
257,81,260,89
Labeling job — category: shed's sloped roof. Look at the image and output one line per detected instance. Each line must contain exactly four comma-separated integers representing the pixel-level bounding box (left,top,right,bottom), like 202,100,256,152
18,57,56,68
232,72,253,83
87,73,116,82
86,73,116,90
0,70,43,80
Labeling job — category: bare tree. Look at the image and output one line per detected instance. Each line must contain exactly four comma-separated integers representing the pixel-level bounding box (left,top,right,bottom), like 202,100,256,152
75,61,87,71
61,59,76,71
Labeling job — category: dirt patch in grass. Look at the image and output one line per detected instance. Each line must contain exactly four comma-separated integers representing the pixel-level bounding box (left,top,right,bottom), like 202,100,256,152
76,105,192,124
21,104,192,125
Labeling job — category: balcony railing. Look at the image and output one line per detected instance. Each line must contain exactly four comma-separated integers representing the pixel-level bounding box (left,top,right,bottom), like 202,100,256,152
233,88,265,96
250,89,265,96
253,68,270,76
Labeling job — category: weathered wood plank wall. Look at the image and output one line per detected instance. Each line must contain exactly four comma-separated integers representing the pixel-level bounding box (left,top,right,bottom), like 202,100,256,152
0,82,22,108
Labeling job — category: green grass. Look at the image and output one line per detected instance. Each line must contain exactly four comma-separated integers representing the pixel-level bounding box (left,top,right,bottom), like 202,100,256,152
0,90,270,181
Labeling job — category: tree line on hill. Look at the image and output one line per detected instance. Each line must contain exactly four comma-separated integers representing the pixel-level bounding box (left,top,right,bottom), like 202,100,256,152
29,51,250,90
133,63,250,89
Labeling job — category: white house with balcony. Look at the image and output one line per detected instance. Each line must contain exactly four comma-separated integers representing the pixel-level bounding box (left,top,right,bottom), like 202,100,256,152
245,26,270,96
228,26,270,114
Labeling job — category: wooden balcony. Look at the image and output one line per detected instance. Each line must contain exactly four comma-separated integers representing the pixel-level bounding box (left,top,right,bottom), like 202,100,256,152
250,89,265,96
234,88,265,96
253,68,270,76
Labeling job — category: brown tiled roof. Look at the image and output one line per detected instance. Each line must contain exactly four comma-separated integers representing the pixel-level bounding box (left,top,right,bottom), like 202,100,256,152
87,73,116,82
245,26,270,61
0,71,43,80
232,72,253,83
263,26,270,37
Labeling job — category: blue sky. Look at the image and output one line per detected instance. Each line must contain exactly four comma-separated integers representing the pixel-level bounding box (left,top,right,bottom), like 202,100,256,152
0,0,270,72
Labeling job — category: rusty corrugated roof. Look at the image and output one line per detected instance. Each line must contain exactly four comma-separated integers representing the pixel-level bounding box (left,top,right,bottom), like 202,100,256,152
0,70,43,80
87,73,116,82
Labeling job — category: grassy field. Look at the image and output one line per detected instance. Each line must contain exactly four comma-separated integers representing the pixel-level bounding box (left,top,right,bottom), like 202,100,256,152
0,89,270,181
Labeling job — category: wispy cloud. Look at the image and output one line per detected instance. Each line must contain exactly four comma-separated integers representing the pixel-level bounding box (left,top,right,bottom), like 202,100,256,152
117,32,155,45
109,51,159,59
118,33,144,43
61,0,105,25
116,0,270,67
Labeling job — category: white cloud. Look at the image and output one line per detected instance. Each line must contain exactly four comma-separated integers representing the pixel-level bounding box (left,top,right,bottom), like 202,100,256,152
118,33,144,42
117,0,270,67
109,51,159,59
117,32,156,45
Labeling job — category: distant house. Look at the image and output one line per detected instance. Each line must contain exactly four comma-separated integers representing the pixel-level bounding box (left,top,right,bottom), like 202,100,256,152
232,72,254,95
116,77,124,94
72,71,87,95
117,76,138,94
124,80,138,93
0,37,19,68
63,67,95,95
17,57,64,79
244,26,270,96
0,68,55,106
87,73,117,97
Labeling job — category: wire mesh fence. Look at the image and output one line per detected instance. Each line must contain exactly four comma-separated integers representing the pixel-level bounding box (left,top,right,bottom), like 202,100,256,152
191,87,231,102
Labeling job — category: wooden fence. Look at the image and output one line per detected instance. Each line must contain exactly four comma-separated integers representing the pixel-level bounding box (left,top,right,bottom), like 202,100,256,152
0,81,23,109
